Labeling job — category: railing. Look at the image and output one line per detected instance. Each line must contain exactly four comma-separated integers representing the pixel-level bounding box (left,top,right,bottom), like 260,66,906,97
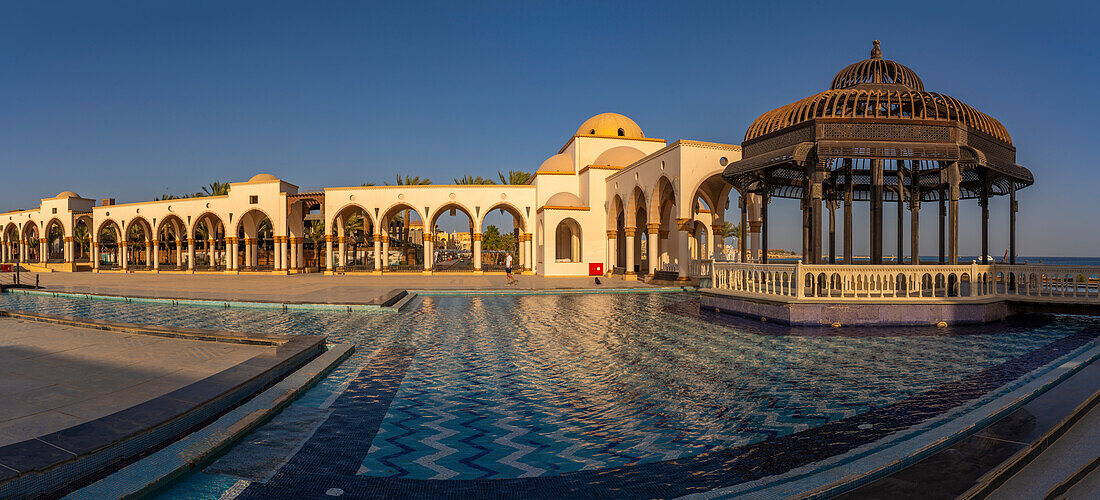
659,255,677,273
689,259,712,278
710,261,1100,303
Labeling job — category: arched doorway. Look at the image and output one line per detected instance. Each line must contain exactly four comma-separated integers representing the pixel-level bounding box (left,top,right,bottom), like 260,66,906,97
157,215,186,269
431,202,476,272
73,217,92,263
97,220,121,269
193,213,225,270
236,209,275,271
480,202,527,272
555,218,582,263
380,203,424,272
126,218,153,269
330,205,376,272
45,219,65,262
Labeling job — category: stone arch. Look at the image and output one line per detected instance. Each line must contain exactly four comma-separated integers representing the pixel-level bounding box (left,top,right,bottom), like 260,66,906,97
235,208,276,270
628,186,647,228
380,202,426,270
191,211,226,269
155,214,186,268
190,211,226,240
482,201,528,233
96,219,123,268
608,194,625,230
429,201,476,232
328,203,376,232
650,175,677,220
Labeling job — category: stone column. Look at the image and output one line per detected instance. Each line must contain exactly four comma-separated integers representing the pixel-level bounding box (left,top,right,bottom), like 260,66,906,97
187,238,196,271
120,239,129,270
273,236,283,270
382,234,390,269
326,234,334,271
39,238,47,263
91,240,98,269
145,240,152,267
153,240,160,270
647,223,660,275
712,224,724,261
228,237,238,270
64,236,73,262
423,233,433,272
472,233,482,271
338,236,346,268
175,241,183,267
289,237,299,270
605,230,615,274
374,234,382,270
676,218,692,281
624,227,635,275
528,231,536,272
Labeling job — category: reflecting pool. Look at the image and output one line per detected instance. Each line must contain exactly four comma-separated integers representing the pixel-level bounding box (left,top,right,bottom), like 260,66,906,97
0,292,1095,498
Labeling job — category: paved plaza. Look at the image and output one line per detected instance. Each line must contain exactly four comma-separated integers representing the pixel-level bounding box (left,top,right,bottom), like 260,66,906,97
23,271,657,304
0,317,271,447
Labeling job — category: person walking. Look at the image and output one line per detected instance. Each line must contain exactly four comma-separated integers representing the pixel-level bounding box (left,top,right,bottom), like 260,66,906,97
505,251,517,285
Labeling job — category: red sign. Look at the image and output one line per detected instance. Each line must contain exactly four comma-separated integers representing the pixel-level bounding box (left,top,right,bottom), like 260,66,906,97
0,264,11,272
589,263,603,276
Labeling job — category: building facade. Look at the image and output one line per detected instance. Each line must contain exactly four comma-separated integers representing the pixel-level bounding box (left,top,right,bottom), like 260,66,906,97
1,113,760,278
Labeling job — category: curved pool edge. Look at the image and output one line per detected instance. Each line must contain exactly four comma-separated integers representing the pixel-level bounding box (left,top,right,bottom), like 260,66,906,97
688,338,1100,499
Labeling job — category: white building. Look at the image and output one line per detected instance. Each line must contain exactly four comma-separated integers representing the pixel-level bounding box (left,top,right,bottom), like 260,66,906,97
1,113,761,279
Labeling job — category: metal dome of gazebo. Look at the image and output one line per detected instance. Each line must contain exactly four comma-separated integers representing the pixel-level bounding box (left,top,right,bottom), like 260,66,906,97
723,41,1033,266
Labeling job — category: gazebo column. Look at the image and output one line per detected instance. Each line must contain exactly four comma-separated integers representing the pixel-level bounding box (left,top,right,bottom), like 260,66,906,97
1009,185,1017,265
896,161,905,264
761,188,770,264
809,160,824,264
676,218,692,281
648,223,660,275
471,233,481,271
870,159,884,265
938,190,946,264
843,159,854,264
910,161,920,265
828,200,836,264
980,170,990,264
946,161,961,265
374,233,382,270
624,227,635,275
739,195,748,262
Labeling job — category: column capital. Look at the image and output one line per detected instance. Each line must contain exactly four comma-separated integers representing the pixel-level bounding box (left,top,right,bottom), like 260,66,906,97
338,236,346,243
63,236,74,243
675,218,693,231
606,230,617,239
712,225,725,235
325,234,334,242
423,233,434,242
647,223,661,234
624,227,636,237
151,239,159,245
471,233,482,241
187,238,195,244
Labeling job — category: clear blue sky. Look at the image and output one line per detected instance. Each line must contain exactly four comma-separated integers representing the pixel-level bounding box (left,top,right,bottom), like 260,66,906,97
2,1,1097,255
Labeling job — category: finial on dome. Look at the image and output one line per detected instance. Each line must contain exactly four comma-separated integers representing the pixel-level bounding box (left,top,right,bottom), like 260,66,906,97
871,40,882,59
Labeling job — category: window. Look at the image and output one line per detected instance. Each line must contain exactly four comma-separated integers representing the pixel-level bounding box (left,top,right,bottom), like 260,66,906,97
554,218,582,263
249,195,258,204
617,128,625,136
588,129,596,134
51,208,57,214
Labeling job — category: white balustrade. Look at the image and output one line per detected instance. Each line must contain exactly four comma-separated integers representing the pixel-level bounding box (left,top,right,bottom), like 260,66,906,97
708,261,1100,303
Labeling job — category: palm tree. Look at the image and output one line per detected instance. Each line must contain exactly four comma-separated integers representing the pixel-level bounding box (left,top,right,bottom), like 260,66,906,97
454,175,495,185
305,221,326,267
717,221,742,254
202,181,231,197
73,225,89,260
497,170,533,185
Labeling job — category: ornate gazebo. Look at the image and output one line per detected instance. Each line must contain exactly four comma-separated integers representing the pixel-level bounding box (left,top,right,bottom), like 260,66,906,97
723,41,1033,265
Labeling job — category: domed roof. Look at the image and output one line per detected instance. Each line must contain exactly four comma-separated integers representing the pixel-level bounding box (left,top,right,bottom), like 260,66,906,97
576,113,645,138
55,191,80,199
831,41,924,91
744,41,1011,145
593,146,646,167
537,153,574,173
248,173,279,183
545,191,584,208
